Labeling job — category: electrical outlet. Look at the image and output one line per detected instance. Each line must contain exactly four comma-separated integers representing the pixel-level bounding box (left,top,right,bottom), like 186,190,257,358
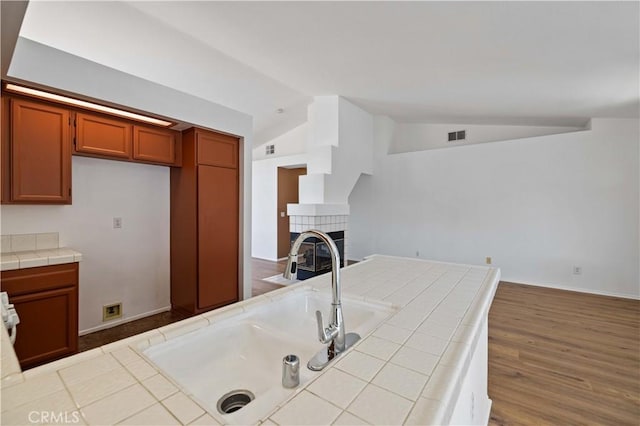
113,217,122,229
573,266,582,275
103,303,122,321
416,250,420,257
486,256,492,265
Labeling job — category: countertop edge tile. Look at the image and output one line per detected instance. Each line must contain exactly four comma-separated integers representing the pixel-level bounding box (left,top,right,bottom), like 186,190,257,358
0,247,83,270
0,254,20,271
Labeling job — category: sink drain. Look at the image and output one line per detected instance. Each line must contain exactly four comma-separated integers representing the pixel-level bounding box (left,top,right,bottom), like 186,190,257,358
217,390,255,414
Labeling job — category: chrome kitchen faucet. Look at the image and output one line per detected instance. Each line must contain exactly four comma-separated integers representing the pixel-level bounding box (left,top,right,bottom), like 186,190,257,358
284,229,360,370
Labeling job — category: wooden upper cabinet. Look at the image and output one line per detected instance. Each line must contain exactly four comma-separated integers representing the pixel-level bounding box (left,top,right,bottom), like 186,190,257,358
1,92,182,205
197,131,238,168
133,125,179,165
75,115,182,166
8,98,71,203
75,112,132,158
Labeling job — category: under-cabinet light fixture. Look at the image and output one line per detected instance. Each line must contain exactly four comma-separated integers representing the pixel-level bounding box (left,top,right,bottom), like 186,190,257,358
5,83,174,127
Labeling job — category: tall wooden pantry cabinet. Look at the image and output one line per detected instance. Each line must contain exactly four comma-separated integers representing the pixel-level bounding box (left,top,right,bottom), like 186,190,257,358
170,128,239,314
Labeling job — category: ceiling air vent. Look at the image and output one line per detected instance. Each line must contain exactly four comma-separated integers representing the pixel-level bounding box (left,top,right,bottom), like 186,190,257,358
265,144,275,155
448,130,466,142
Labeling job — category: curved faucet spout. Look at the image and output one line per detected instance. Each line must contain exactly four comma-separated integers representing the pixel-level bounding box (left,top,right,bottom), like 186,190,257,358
284,229,359,370
284,229,341,306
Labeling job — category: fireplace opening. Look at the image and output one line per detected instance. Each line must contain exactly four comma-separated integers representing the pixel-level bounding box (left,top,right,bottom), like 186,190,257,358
289,231,344,280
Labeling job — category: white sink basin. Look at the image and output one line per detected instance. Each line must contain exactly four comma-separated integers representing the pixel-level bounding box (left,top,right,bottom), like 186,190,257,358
143,288,395,425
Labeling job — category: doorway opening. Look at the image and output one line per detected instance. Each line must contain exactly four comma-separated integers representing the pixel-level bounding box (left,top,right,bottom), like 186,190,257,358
277,166,307,259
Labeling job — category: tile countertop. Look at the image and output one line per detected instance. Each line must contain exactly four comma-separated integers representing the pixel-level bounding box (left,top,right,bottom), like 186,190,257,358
0,255,500,426
0,248,83,271
1,233,82,270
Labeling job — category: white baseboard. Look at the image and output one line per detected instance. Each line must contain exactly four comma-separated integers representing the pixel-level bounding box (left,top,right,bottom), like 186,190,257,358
484,399,493,426
79,305,172,336
252,256,279,262
504,280,639,300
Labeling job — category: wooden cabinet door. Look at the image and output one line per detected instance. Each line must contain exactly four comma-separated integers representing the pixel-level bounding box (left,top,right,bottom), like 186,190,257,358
76,112,132,158
1,263,79,369
197,131,238,168
133,125,176,165
11,286,78,368
197,165,239,309
10,98,71,203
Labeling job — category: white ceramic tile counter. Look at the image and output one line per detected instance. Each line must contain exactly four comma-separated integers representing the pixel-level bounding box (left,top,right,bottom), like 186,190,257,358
0,233,82,270
1,248,83,271
0,255,499,425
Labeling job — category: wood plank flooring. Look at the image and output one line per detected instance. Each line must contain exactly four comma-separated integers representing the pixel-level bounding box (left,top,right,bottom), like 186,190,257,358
251,257,286,296
488,282,640,425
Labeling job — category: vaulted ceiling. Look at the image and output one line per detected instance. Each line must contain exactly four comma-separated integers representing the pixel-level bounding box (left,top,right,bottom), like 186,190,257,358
10,1,640,146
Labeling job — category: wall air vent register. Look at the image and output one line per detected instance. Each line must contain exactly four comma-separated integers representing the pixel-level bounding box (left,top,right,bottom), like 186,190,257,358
448,130,467,142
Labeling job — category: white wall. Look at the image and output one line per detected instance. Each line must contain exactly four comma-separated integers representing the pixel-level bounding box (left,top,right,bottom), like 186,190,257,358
18,1,308,143
308,96,340,149
252,123,307,161
325,97,374,203
298,96,374,204
252,153,310,261
1,157,170,333
390,122,587,154
349,117,639,298
251,104,310,261
4,38,254,327
9,38,253,137
252,97,375,260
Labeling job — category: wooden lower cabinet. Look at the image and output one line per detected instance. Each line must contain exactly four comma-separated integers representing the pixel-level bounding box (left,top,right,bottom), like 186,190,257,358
171,128,239,314
1,263,79,369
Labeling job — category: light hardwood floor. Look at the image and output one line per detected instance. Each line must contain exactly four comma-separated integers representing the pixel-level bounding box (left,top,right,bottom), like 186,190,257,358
251,257,286,296
488,282,639,425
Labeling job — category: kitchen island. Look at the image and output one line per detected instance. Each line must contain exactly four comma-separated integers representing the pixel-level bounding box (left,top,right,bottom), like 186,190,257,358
1,255,499,425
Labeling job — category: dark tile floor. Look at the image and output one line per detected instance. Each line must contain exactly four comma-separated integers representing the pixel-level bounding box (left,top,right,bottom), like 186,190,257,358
78,310,192,352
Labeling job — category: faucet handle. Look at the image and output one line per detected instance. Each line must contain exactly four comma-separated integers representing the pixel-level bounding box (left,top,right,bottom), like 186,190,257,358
315,310,326,342
315,310,338,344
